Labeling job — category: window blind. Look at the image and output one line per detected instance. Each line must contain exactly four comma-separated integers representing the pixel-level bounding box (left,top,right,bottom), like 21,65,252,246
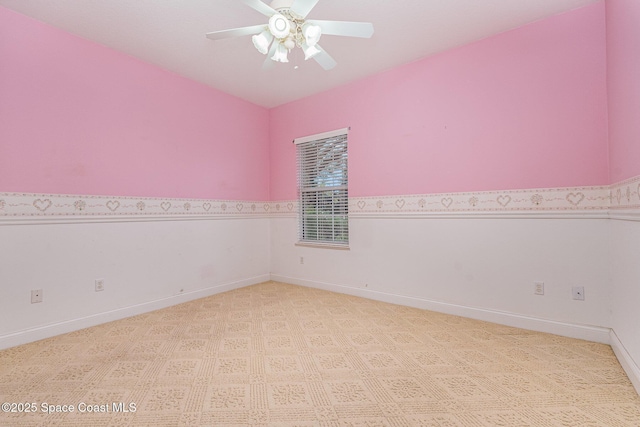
296,131,348,246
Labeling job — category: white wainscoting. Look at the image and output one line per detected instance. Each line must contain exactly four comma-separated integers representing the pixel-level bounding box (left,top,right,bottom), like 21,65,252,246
271,214,640,394
0,216,270,350
609,217,640,393
271,215,612,341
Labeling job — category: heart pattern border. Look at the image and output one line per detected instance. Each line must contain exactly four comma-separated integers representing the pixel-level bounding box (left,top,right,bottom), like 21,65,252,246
350,185,614,215
1,175,638,222
0,193,279,219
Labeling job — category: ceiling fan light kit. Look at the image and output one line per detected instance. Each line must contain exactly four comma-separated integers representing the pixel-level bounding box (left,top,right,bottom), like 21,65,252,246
206,0,374,70
252,30,274,54
250,7,321,65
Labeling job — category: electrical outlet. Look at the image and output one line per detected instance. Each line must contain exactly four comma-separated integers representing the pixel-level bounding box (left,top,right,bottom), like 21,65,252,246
534,282,544,296
572,286,585,300
95,279,105,292
300,257,304,265
31,289,43,304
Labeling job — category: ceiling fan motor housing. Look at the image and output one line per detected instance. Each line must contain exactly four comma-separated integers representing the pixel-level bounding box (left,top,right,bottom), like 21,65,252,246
268,13,291,38
267,6,312,52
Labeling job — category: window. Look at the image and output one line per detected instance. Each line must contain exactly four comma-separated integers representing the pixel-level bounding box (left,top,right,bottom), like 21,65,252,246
295,128,349,247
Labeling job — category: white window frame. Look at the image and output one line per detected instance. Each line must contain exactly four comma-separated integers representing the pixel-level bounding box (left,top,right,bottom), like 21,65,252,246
294,127,349,249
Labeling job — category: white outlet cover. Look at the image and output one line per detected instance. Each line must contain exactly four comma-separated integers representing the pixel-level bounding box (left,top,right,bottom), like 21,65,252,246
31,289,43,303
572,286,585,300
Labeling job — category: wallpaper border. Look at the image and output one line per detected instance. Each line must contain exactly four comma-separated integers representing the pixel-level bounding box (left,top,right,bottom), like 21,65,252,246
609,174,640,210
349,185,611,217
0,193,289,224
1,175,639,224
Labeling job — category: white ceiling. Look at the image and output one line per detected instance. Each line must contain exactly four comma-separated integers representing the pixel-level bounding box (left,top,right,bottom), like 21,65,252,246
0,0,599,108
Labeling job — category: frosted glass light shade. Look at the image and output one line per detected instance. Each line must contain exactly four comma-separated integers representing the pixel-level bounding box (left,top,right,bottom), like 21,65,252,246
302,23,321,46
271,43,289,63
252,30,273,54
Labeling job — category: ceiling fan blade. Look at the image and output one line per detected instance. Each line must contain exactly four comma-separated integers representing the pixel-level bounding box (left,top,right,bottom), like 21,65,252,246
241,0,277,17
262,41,279,70
290,0,319,18
309,20,374,38
313,45,337,70
206,24,266,40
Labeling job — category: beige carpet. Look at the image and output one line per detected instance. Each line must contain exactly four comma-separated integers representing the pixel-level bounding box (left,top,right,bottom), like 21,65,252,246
1,281,639,427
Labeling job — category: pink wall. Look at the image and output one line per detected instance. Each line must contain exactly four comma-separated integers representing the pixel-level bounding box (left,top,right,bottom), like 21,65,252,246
1,3,613,202
269,3,609,200
0,7,269,200
606,0,640,183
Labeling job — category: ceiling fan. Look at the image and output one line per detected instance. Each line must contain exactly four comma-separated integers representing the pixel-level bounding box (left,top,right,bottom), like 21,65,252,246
206,0,374,70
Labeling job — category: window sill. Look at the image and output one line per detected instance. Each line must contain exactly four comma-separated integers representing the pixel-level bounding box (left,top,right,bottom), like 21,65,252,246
295,242,350,251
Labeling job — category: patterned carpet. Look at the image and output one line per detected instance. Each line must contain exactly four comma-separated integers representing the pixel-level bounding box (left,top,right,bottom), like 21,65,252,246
0,281,639,427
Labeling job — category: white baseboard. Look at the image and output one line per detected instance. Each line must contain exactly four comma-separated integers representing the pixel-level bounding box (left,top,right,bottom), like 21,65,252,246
610,329,640,395
270,274,611,344
0,274,270,350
